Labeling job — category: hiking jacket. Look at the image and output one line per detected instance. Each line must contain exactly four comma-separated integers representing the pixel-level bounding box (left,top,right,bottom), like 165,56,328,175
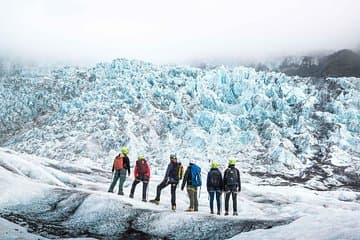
223,165,241,191
112,154,130,175
165,161,181,184
134,159,150,180
181,163,194,189
206,168,223,192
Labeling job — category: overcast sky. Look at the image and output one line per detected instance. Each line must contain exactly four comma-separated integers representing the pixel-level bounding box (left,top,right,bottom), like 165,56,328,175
1,0,360,65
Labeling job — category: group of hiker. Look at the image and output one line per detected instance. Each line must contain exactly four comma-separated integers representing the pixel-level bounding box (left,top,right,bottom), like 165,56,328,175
108,147,241,216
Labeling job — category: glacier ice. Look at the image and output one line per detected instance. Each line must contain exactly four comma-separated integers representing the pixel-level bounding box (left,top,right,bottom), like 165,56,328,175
0,59,359,189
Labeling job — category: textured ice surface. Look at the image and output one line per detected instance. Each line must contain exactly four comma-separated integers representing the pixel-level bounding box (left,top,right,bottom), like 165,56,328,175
0,59,359,189
1,147,359,239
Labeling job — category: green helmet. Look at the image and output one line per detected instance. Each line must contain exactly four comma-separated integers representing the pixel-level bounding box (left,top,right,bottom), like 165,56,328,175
138,154,144,160
211,162,219,168
121,147,129,155
229,159,236,165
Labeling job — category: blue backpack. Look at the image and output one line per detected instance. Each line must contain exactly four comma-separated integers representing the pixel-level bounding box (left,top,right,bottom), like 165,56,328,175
191,164,202,187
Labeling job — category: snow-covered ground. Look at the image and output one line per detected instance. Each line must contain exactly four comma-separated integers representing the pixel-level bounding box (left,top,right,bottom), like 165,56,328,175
1,148,359,239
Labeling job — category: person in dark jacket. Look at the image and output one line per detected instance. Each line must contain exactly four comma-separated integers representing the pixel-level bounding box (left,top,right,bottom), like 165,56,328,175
181,163,200,212
150,154,183,211
223,159,241,216
207,162,223,215
108,147,131,195
129,155,150,202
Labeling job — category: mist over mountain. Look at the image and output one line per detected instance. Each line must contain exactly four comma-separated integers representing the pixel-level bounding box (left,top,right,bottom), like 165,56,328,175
275,49,360,78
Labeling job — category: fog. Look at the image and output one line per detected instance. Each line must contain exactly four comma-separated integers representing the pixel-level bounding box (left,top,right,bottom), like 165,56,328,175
0,0,360,65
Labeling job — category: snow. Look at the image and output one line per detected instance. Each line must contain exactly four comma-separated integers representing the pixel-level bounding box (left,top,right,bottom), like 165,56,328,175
1,147,360,239
0,217,48,240
231,210,360,240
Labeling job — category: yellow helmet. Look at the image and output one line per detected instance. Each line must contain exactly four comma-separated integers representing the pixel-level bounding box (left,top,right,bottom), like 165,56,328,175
138,154,144,160
121,147,129,154
229,159,236,165
211,162,219,168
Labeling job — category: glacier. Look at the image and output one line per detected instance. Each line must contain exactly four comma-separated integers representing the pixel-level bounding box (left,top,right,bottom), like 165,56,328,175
0,58,360,239
1,58,359,189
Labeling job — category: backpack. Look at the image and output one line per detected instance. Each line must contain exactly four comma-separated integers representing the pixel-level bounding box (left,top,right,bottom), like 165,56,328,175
209,170,222,187
191,164,202,187
136,159,148,176
114,154,124,170
225,168,238,186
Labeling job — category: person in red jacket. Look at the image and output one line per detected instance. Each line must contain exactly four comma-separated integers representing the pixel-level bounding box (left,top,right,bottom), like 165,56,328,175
129,155,150,202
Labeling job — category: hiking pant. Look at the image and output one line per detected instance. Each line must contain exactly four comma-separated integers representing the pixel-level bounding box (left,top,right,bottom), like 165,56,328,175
187,186,198,211
108,169,127,194
225,186,238,213
209,191,221,212
155,178,177,206
130,177,149,200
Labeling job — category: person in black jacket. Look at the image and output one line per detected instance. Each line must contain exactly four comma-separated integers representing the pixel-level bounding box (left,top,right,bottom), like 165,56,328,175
150,154,183,211
207,162,223,215
223,159,241,216
108,147,131,195
181,163,200,212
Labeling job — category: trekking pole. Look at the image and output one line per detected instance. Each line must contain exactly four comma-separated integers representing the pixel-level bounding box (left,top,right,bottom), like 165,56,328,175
146,179,150,201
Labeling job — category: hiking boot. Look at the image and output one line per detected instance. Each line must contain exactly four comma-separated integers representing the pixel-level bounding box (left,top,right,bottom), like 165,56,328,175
142,199,147,202
224,212,229,216
217,211,221,215
118,192,124,195
150,199,160,205
233,212,238,216
129,194,134,198
185,208,194,212
172,205,176,211
194,209,198,212
210,210,214,214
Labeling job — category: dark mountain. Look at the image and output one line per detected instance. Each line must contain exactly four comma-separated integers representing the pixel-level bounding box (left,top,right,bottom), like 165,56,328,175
278,49,360,78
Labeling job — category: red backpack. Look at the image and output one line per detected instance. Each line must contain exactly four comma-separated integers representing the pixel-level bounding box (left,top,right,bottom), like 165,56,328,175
136,159,148,176
114,154,124,170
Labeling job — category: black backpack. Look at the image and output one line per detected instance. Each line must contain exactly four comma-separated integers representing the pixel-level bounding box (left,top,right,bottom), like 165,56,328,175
209,170,222,187
226,168,238,186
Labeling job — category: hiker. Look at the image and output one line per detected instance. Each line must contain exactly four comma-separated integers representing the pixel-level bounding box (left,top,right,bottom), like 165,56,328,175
150,154,183,211
108,147,131,195
181,162,202,212
207,162,223,215
129,155,150,202
223,159,241,216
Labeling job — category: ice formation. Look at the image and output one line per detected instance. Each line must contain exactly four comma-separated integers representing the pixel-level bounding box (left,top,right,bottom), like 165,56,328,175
1,59,359,190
